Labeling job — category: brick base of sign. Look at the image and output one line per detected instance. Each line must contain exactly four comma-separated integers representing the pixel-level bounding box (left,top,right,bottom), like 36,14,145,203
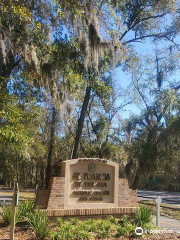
35,177,65,210
40,207,137,217
34,189,49,209
118,179,138,207
35,177,138,216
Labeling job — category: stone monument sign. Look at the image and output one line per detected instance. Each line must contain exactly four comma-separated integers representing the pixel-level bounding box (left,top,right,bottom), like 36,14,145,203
63,158,118,209
35,158,138,216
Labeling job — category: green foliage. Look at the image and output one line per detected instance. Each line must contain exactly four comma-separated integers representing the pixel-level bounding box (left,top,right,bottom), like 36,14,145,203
0,0,180,193
1,210,155,239
2,205,12,225
108,215,119,224
2,205,22,226
116,215,137,238
0,85,43,146
1,200,34,225
51,217,126,239
52,216,154,239
27,211,50,240
116,223,137,237
83,219,97,232
96,219,115,238
18,200,34,220
135,206,152,227
0,78,47,186
1,205,21,225
52,218,93,240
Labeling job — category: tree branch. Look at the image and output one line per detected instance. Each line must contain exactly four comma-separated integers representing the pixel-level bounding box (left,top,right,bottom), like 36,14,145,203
123,31,176,44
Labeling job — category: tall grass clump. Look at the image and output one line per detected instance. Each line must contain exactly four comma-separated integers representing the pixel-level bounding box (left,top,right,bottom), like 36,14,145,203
18,200,34,220
2,205,12,225
27,211,50,240
2,200,35,225
2,205,23,225
135,206,152,227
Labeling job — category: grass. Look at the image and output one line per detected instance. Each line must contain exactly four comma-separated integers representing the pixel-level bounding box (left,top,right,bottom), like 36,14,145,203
1,200,34,225
27,211,50,240
135,205,152,226
1,205,12,225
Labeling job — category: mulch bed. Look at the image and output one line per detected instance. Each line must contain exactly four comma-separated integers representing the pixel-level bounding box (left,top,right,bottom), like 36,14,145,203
0,222,179,240
0,224,33,240
0,221,36,240
0,211,179,240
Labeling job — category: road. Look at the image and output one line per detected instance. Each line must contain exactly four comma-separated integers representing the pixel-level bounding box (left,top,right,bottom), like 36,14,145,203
0,188,34,205
138,189,180,232
0,196,25,205
137,189,180,205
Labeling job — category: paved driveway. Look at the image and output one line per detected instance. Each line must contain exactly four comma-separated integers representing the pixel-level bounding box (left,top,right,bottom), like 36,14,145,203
137,189,180,205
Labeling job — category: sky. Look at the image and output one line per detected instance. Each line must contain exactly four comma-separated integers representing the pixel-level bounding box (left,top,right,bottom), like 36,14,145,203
112,36,180,120
50,2,180,121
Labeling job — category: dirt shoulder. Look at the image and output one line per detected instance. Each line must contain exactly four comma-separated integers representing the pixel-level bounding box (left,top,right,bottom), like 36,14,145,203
139,201,180,220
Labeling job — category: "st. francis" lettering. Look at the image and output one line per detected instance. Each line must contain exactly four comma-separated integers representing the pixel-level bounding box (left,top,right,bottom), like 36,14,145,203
84,173,110,181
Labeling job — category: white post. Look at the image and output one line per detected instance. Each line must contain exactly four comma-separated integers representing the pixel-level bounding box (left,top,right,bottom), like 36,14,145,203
155,195,162,227
10,182,19,240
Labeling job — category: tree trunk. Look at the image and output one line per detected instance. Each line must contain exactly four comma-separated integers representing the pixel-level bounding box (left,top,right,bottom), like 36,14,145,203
131,172,140,190
22,162,26,189
72,86,91,159
45,106,56,189
99,146,103,158
40,165,45,187
125,158,140,189
129,164,143,190
35,163,38,185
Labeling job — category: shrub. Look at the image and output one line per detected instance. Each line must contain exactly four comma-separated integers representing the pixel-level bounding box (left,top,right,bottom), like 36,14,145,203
96,219,114,238
2,200,34,225
56,217,63,225
2,205,23,226
116,226,127,236
2,205,12,225
73,227,92,240
135,206,152,227
18,200,34,220
69,217,79,225
54,225,74,239
52,215,152,239
27,211,50,240
116,218,137,237
85,219,98,232
53,218,93,240
108,216,119,224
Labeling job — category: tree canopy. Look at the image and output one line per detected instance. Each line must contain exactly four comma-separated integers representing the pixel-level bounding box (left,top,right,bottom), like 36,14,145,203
0,0,180,190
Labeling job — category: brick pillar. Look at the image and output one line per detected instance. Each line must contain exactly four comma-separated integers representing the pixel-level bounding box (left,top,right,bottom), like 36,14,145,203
47,177,65,209
118,178,138,207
